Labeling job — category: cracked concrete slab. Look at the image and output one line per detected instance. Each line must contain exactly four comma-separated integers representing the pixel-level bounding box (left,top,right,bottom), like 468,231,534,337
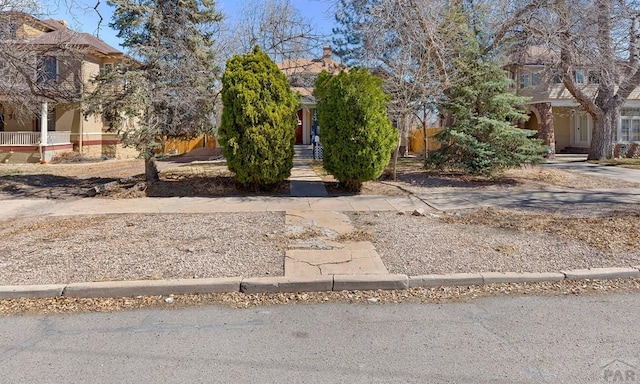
286,250,352,265
286,210,354,235
284,259,322,277
285,249,388,276
283,207,391,278
319,256,388,275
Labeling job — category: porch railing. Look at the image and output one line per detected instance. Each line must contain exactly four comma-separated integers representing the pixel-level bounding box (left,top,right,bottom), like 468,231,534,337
0,131,72,146
47,131,71,145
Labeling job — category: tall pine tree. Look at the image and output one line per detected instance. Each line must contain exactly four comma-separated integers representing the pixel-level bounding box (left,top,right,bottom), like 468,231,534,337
428,42,548,176
85,0,223,180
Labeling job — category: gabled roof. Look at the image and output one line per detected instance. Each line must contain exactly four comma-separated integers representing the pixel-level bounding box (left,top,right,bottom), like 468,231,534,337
29,29,122,56
1,11,122,57
278,58,345,77
278,47,347,103
41,19,69,31
507,46,559,66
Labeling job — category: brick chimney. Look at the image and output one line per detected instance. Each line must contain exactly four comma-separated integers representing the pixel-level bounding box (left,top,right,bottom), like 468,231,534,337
323,46,332,67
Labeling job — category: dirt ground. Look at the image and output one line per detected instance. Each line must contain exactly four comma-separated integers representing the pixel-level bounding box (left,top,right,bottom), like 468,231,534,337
2,156,640,269
3,155,636,200
0,157,289,199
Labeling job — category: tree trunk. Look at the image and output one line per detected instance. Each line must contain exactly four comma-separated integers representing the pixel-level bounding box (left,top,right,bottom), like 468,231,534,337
145,157,160,182
423,118,429,160
587,110,615,160
392,131,400,181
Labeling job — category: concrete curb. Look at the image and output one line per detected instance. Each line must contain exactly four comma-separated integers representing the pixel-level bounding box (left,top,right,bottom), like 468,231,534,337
2,267,640,299
409,273,483,288
62,278,241,298
0,284,65,299
333,274,409,291
561,267,640,280
481,272,565,284
241,276,333,294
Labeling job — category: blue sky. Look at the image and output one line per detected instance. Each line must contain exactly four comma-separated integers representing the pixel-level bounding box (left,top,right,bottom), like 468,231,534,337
48,0,335,52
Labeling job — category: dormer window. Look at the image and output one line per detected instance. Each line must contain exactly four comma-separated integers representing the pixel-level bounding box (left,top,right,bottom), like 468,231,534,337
573,69,585,84
101,63,114,74
0,22,18,39
519,74,530,88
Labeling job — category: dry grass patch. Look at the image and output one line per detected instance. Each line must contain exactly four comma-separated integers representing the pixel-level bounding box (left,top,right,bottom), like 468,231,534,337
286,228,323,240
336,229,375,242
442,207,640,254
591,158,640,170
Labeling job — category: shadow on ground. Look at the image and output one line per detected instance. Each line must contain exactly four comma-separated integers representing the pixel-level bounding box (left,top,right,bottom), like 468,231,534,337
0,174,121,199
143,177,290,198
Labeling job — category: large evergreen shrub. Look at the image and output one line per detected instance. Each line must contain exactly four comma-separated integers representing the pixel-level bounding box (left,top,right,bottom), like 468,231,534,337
427,45,548,176
219,46,299,189
314,68,396,191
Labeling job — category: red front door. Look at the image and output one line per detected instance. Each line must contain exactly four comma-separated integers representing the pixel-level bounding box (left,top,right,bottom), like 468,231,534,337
295,110,303,144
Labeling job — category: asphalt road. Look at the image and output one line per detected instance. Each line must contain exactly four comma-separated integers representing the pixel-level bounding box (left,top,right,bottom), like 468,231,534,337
1,294,639,383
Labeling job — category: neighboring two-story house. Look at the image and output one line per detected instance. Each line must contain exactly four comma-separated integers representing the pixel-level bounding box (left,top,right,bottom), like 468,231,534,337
506,46,640,157
0,11,136,163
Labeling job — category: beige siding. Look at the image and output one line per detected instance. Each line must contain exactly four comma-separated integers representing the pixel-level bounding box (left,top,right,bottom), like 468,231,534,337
55,104,76,131
3,116,30,132
18,23,43,38
553,107,572,151
82,58,102,93
82,113,105,134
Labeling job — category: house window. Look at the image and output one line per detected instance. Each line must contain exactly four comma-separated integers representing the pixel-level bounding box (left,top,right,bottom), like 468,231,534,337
574,69,585,84
101,63,114,74
519,74,530,88
504,70,515,89
551,70,563,84
619,108,640,142
622,119,640,142
0,22,18,39
531,72,541,87
37,56,57,83
588,71,600,84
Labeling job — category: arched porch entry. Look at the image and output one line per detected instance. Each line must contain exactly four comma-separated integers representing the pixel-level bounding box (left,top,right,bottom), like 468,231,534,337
526,103,555,158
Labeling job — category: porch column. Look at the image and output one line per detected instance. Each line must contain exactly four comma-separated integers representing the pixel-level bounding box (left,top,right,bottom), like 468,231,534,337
40,101,48,145
532,102,555,159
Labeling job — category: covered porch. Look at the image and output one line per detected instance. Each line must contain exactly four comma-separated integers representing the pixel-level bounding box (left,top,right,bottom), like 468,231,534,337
295,96,318,146
0,101,73,163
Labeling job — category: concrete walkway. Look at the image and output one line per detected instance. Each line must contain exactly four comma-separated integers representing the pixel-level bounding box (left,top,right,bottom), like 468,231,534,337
285,210,388,277
0,195,431,221
542,155,640,184
285,146,387,277
289,145,328,197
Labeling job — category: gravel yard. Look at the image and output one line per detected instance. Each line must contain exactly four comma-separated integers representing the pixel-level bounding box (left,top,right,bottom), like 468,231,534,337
2,159,640,286
349,207,640,276
0,212,285,285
